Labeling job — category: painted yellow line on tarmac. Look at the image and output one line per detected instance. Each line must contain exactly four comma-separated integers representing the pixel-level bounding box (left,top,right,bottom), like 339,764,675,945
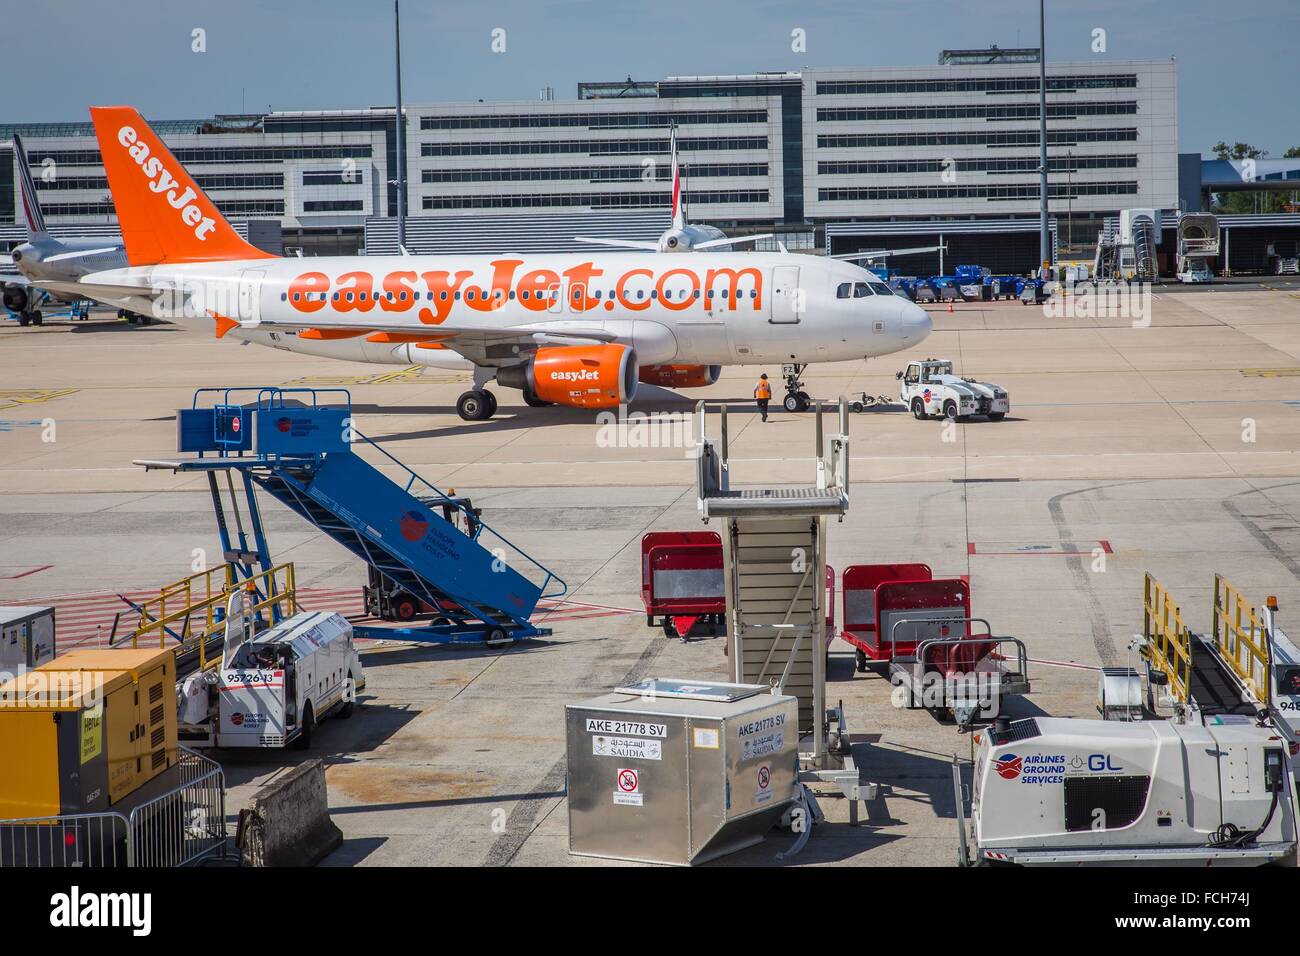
0,388,79,409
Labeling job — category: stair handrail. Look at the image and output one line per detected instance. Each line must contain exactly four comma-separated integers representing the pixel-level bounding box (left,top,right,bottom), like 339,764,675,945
349,426,568,601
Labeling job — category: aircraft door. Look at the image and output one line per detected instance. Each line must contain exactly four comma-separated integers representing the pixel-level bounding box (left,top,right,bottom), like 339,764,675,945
238,269,267,323
769,265,801,324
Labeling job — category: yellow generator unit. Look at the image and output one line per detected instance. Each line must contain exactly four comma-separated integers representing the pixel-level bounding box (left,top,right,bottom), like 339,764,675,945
0,648,178,819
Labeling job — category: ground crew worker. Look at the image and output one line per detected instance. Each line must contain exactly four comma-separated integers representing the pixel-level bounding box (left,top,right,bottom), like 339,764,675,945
754,373,772,421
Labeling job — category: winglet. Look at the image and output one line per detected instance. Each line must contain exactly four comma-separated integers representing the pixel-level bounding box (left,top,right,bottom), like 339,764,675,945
210,312,240,339
89,106,276,266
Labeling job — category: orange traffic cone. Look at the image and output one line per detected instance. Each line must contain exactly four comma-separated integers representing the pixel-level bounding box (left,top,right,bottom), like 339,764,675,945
946,303,954,313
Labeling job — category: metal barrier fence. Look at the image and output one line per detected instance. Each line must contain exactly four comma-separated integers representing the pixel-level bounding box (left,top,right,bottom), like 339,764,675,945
0,748,228,868
1143,572,1192,705
1213,573,1272,707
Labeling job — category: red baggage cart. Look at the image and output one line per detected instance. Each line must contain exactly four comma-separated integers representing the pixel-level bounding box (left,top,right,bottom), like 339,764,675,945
642,531,724,638
641,533,837,643
839,563,934,670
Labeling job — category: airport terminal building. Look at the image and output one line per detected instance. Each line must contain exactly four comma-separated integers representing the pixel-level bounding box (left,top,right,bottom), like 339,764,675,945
2,50,1294,273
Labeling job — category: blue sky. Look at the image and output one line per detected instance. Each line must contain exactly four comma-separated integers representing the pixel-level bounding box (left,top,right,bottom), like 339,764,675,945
4,0,1297,156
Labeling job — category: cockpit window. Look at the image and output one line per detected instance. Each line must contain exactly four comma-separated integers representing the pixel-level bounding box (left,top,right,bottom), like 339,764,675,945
868,281,893,296
852,282,872,297
836,282,852,299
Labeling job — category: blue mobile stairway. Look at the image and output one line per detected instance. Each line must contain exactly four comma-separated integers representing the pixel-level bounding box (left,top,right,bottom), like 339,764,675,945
135,387,565,645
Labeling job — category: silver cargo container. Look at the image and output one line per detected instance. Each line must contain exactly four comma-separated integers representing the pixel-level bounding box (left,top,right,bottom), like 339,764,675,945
566,678,799,865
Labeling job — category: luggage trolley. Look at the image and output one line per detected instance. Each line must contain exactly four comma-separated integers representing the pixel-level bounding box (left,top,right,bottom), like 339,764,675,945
641,531,836,644
839,566,1029,722
839,563,934,671
885,616,1029,723
641,531,725,640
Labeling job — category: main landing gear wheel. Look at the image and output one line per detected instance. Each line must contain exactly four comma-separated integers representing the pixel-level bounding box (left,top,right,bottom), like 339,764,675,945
457,389,496,421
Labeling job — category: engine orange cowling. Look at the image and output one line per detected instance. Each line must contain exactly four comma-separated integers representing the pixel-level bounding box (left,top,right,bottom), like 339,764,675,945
638,364,722,388
498,344,638,409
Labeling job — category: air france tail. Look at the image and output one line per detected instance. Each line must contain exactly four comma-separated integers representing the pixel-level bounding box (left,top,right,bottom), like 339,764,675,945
88,106,274,266
12,134,48,239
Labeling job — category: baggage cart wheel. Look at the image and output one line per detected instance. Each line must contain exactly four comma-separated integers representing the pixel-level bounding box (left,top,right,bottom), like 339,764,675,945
855,649,867,673
662,618,678,639
485,627,511,647
392,594,420,622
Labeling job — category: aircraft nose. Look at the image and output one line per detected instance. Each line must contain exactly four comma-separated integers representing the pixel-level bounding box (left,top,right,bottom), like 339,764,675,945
901,301,932,342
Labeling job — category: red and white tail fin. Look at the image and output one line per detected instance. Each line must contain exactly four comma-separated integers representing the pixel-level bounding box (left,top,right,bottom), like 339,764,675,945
89,106,275,266
669,125,685,231
12,134,49,239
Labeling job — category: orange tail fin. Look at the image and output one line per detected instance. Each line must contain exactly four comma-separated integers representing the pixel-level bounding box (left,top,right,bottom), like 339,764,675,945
89,106,276,266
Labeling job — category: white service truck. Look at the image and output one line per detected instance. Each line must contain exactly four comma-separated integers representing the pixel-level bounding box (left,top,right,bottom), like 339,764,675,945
179,608,364,749
898,359,1009,421
958,714,1298,866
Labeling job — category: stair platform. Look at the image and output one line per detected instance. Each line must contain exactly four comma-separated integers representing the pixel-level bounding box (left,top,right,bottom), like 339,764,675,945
137,387,565,648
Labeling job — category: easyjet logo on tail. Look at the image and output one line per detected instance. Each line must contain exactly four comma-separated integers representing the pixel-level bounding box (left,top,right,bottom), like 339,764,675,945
116,125,217,242
89,105,272,265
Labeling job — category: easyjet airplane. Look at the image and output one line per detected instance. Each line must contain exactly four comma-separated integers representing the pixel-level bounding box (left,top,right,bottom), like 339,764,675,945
41,107,932,420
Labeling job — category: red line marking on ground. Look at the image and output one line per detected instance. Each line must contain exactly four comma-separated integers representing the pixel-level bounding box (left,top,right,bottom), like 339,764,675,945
0,565,53,580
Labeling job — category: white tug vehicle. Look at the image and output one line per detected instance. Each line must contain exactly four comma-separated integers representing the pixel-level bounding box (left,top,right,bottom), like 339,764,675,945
897,359,1010,421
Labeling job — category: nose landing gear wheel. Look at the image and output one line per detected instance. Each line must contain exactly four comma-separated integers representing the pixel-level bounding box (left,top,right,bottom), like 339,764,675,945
457,389,497,421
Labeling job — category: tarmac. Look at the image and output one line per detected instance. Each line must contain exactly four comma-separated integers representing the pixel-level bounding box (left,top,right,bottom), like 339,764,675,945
3,280,1300,866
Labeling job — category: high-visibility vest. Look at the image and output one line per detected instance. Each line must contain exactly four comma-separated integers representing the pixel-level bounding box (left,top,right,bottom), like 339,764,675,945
755,380,772,400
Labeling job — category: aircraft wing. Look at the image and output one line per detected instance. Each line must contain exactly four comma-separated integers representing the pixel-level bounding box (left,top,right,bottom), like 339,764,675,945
231,313,619,350
39,273,620,361
34,278,147,310
830,243,947,262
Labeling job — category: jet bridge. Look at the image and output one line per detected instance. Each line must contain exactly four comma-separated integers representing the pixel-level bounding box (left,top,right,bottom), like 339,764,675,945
696,398,875,823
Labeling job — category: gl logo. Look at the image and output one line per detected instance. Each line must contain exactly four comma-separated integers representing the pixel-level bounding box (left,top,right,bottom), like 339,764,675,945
1087,753,1122,772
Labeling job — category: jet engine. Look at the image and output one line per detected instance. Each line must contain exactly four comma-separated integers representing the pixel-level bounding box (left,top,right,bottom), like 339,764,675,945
638,364,722,388
2,283,30,313
497,344,637,409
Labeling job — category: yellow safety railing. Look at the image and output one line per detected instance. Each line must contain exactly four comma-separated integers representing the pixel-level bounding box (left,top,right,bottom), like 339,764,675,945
1143,572,1192,705
127,563,300,671
1213,574,1271,707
